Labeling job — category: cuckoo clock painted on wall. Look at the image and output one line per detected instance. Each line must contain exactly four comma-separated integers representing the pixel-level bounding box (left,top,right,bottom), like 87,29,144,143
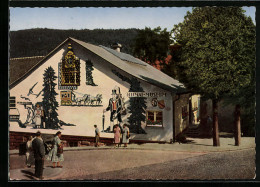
61,43,80,86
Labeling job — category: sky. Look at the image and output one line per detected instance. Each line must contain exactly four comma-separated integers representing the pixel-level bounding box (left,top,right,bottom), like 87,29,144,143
10,7,255,31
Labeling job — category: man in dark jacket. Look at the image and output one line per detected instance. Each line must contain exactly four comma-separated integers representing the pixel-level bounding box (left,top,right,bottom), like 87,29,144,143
32,131,45,180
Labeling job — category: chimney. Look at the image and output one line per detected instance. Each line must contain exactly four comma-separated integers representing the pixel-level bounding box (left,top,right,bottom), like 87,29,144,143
112,43,122,52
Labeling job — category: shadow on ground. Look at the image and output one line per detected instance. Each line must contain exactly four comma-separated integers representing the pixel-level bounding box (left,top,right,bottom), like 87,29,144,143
21,169,35,180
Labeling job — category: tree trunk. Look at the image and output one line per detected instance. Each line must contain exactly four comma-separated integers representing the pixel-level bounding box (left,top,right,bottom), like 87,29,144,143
200,100,208,136
212,99,220,146
234,104,241,146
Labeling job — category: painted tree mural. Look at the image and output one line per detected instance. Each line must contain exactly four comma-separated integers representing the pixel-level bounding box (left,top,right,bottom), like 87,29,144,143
85,59,97,86
127,77,147,134
42,66,60,129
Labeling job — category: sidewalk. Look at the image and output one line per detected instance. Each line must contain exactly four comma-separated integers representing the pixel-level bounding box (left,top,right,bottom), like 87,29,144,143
9,137,255,155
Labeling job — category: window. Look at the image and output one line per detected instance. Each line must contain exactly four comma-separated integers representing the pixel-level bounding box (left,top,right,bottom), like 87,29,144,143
9,96,19,121
9,96,16,108
146,110,163,127
61,44,80,86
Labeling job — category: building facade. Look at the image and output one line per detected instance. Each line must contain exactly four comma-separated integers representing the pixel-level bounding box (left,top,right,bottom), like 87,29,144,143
9,38,199,143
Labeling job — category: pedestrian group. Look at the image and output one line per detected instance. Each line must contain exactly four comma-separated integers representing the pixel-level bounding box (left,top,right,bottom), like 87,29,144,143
25,130,64,180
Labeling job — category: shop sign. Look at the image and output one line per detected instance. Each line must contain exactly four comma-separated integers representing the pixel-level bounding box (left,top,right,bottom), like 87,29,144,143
127,92,166,98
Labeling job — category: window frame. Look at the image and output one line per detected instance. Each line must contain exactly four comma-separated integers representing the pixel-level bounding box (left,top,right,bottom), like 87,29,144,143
146,110,163,127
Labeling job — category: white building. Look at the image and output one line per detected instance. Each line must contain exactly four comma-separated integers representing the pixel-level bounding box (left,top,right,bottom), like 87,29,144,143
9,37,200,143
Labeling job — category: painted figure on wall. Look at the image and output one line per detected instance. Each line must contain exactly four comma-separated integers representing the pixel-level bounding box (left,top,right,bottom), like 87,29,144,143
104,87,122,132
34,104,43,128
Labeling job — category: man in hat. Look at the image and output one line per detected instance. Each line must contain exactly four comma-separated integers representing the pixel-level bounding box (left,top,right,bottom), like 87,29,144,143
32,131,45,180
103,88,122,132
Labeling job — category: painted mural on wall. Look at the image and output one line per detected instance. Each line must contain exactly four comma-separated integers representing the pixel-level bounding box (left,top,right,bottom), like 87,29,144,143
60,90,103,106
10,66,76,129
58,43,80,90
85,59,97,86
103,86,125,132
112,69,147,134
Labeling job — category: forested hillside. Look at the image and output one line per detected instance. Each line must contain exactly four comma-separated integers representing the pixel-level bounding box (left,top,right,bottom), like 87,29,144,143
10,28,139,58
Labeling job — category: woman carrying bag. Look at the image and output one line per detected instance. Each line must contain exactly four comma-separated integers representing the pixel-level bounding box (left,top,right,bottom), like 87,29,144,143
47,131,64,168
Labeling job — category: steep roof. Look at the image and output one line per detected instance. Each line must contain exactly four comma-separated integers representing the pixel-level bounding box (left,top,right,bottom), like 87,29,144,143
9,56,45,85
10,37,186,93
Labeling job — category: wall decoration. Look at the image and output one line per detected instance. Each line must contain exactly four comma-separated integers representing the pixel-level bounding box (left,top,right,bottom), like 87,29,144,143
42,66,60,129
27,82,38,96
58,63,78,90
20,95,30,101
127,78,147,134
151,98,158,107
60,90,103,106
27,82,43,98
104,88,123,132
127,92,167,98
103,86,126,132
85,59,97,86
112,70,147,134
158,100,165,109
60,43,80,86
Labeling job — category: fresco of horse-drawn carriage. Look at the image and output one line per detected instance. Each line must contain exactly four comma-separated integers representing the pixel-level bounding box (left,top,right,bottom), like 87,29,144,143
60,91,103,106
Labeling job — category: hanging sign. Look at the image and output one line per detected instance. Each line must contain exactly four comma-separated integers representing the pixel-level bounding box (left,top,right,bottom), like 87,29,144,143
127,92,166,98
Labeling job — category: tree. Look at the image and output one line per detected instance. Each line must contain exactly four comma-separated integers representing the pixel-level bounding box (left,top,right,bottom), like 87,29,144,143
42,66,60,129
127,77,147,134
85,60,97,86
171,7,255,146
133,27,171,66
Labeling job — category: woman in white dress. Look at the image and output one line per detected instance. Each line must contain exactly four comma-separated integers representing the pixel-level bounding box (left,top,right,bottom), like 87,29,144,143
34,104,43,128
47,131,64,168
25,136,34,167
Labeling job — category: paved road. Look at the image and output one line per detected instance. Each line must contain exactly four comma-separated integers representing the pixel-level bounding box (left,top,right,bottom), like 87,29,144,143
10,148,255,180
78,148,255,180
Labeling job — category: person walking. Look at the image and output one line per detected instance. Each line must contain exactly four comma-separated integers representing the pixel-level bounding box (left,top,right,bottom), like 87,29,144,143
26,136,34,168
122,124,130,147
113,124,121,148
94,125,100,147
47,131,64,168
32,131,45,180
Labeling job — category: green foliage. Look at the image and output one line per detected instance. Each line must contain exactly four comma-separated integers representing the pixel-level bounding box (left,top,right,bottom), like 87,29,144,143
172,7,255,101
133,27,171,66
85,60,97,86
42,66,60,129
172,7,255,136
10,28,139,58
